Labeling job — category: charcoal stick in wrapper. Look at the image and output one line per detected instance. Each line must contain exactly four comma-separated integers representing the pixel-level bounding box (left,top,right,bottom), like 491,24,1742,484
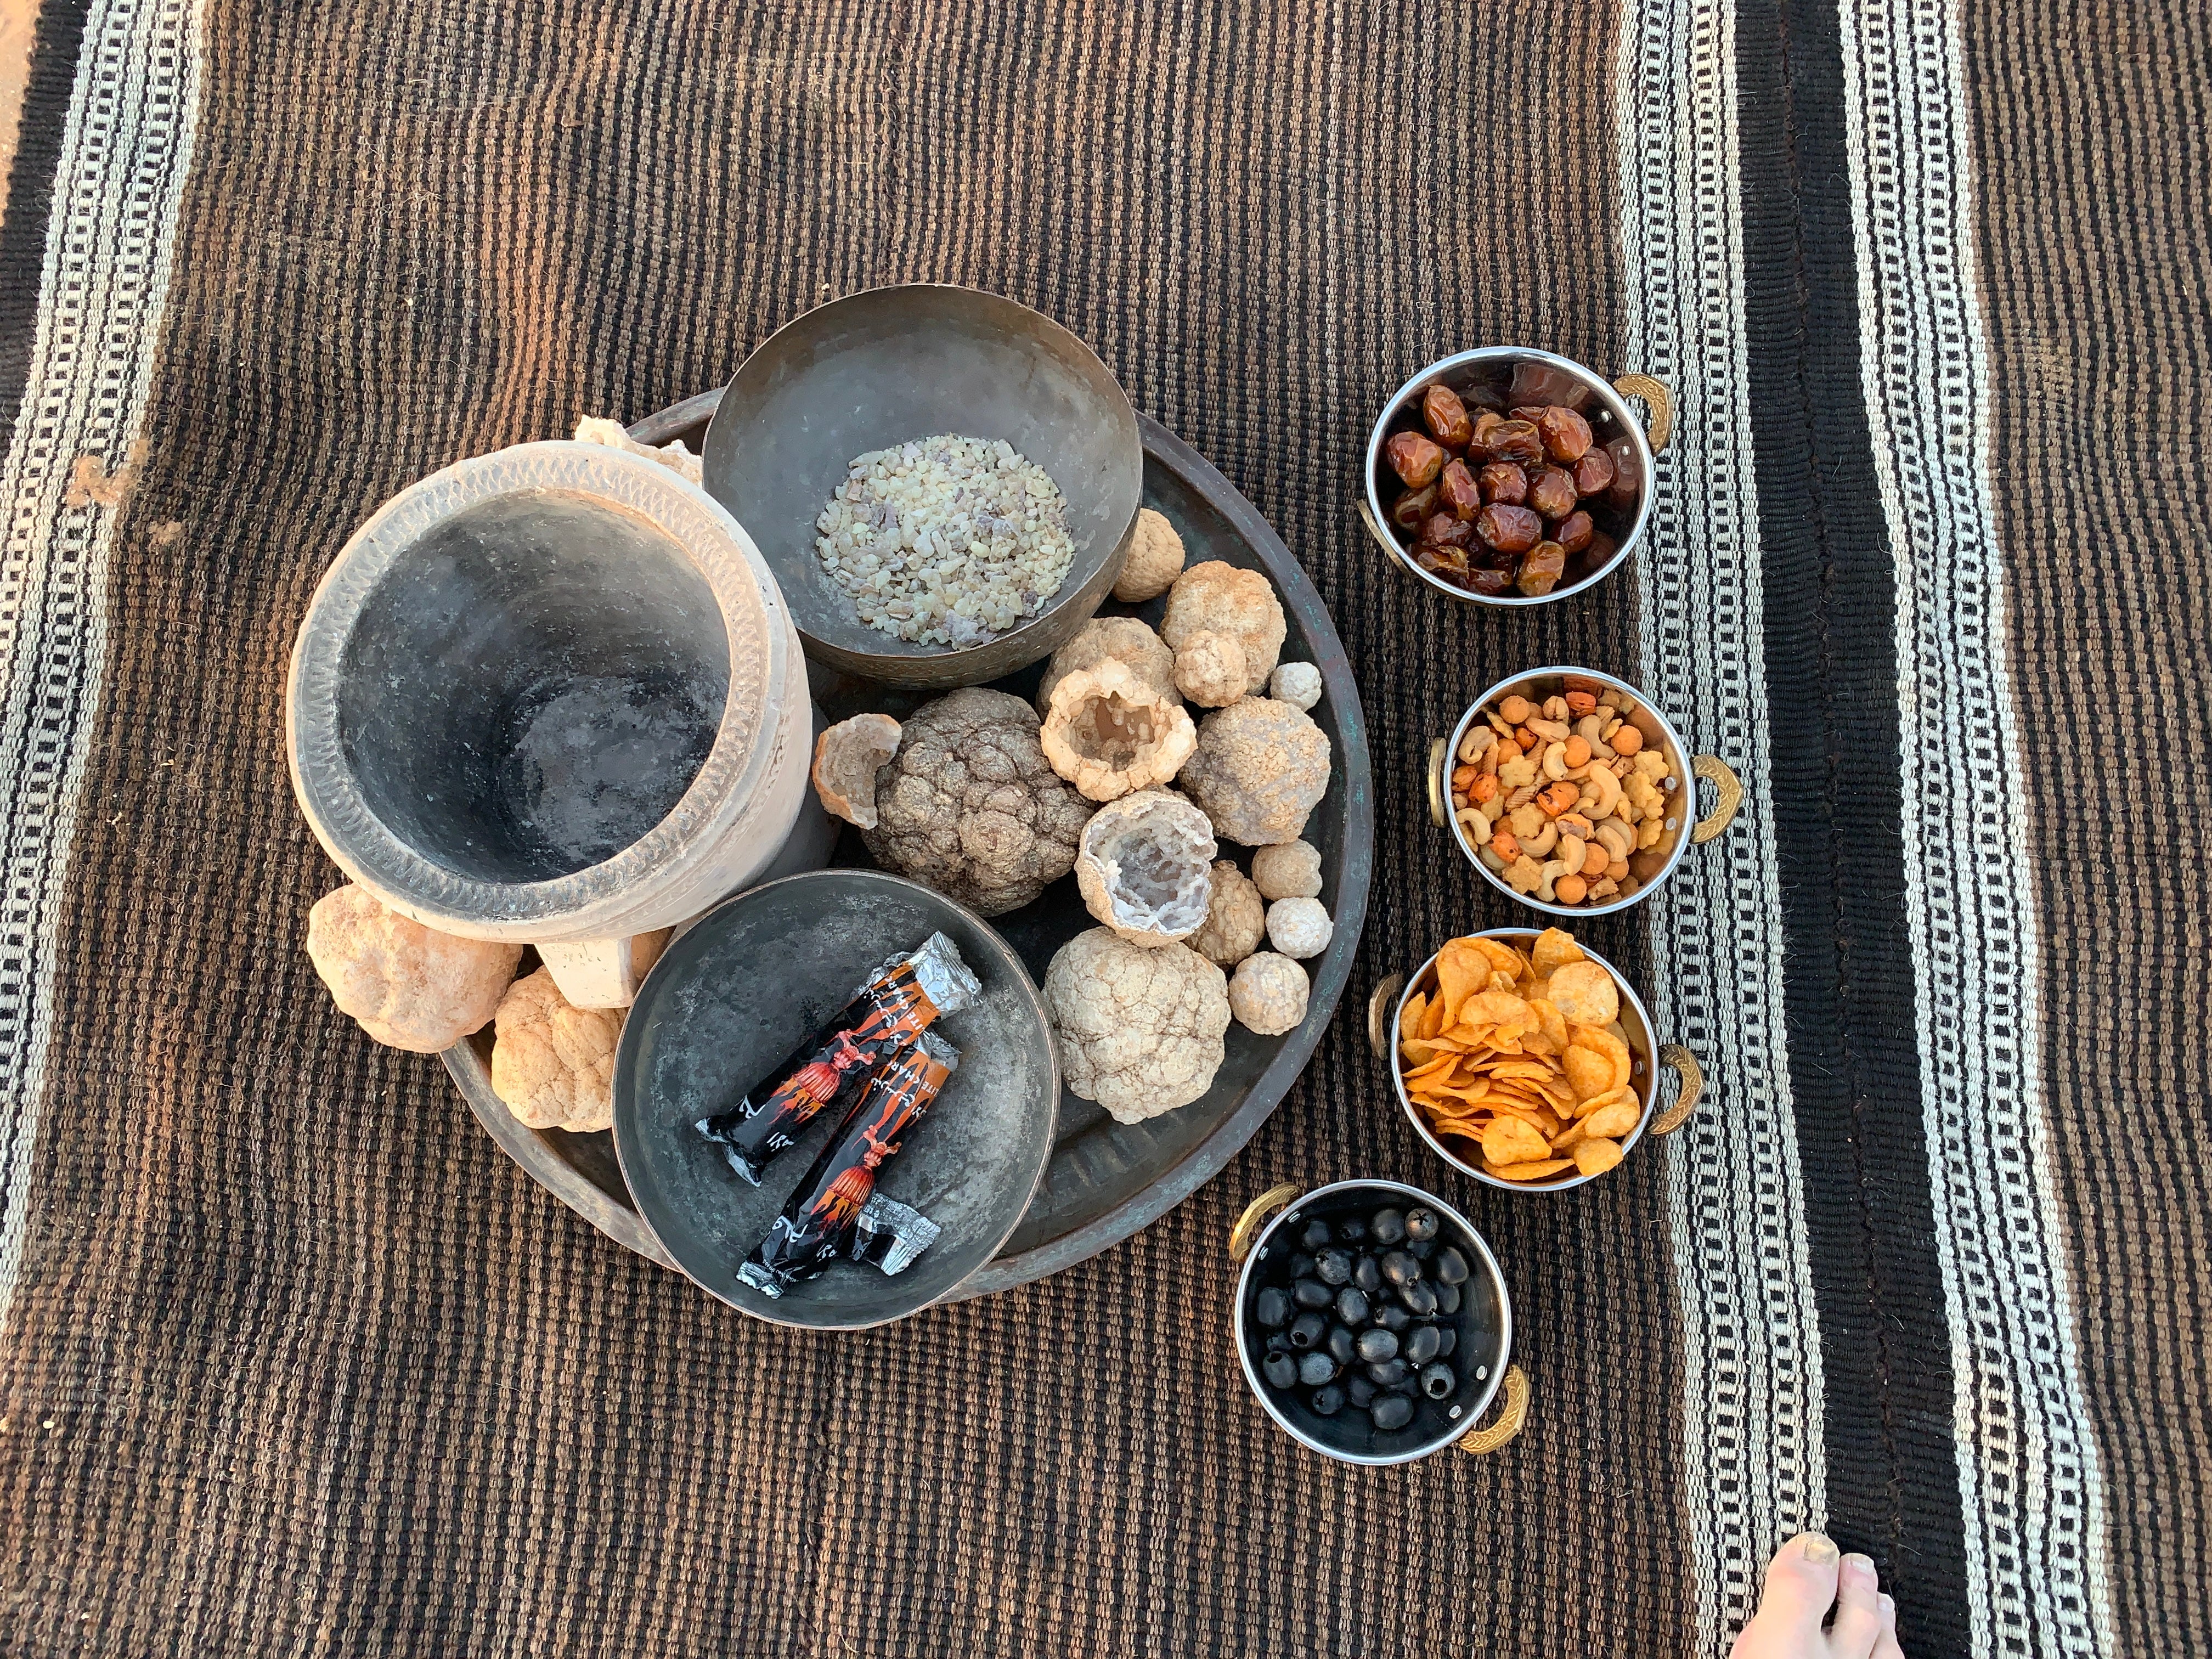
736,1030,958,1298
695,932,979,1186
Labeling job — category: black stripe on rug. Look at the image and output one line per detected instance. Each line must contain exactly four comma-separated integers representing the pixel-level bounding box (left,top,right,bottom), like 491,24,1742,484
0,0,91,445
1737,0,1973,1650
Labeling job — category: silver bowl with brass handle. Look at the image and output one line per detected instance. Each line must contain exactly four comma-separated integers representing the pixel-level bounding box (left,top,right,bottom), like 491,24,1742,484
1428,664,1743,918
1368,929,1706,1194
1361,347,1671,607
1228,1177,1529,1465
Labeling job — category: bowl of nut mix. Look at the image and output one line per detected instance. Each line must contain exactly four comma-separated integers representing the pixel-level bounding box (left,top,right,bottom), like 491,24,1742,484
1360,347,1672,606
1428,666,1743,915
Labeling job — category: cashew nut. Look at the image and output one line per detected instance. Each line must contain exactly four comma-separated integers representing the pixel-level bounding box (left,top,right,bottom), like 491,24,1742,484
1557,833,1586,874
1579,765,1623,818
1527,717,1571,742
1577,714,1608,748
1522,820,1559,858
1459,726,1495,764
1456,806,1490,839
1479,846,1509,874
1543,742,1571,781
1535,858,1570,902
1595,820,1634,861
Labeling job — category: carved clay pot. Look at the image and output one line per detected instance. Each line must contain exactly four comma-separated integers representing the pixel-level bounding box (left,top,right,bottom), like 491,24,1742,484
287,441,832,1007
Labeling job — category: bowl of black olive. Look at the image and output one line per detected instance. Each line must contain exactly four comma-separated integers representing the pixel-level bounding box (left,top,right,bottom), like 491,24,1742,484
1358,347,1672,607
1228,1177,1530,1465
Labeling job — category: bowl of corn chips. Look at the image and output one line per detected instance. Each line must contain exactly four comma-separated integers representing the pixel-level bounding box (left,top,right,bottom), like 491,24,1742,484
1372,926,1703,1191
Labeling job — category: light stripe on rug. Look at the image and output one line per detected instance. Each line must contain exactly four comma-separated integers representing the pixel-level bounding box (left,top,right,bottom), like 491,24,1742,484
0,0,207,1329
1836,1,2117,1654
1614,0,1830,1649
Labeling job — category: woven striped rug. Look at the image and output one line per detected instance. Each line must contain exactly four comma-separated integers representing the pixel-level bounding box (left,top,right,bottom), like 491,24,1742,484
1,1,2199,1654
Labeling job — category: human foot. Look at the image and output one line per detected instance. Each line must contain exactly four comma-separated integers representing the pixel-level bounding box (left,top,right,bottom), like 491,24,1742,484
1729,1533,1906,1659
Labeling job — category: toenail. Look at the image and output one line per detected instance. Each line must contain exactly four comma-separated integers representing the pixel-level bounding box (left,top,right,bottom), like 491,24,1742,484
1843,1553,1875,1578
1801,1533,1839,1564
1880,1594,1895,1614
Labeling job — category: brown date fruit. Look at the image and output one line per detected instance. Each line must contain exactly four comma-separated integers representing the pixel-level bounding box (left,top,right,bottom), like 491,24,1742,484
1468,410,1505,461
1603,436,1641,512
1554,510,1595,554
1414,543,1471,582
1517,540,1567,597
1509,362,1590,410
1418,512,1474,551
1385,430,1446,488
1571,448,1616,496
1478,461,1528,506
1421,385,1474,450
1537,405,1594,463
1438,459,1482,521
1390,482,1440,530
1487,420,1544,466
1463,566,1515,597
1528,466,1578,520
1585,530,1618,566
1475,503,1542,555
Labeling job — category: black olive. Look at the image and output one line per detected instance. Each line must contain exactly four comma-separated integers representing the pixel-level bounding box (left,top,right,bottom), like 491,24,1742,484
1299,1218,1334,1252
1381,1251,1421,1288
1289,1312,1326,1350
1254,1286,1292,1328
1292,1278,1333,1310
1355,1327,1400,1362
1377,1303,1411,1333
1419,1362,1457,1400
1352,1256,1384,1296
1298,1351,1339,1386
1404,1324,1441,1366
1371,1393,1415,1432
1365,1357,1410,1387
1266,1331,1293,1355
1408,1239,1437,1262
1346,1374,1377,1408
1400,1282,1439,1318
1370,1208,1407,1246
1263,1352,1297,1390
1404,1207,1441,1243
1337,1216,1369,1245
1433,1246,1470,1285
1310,1383,1346,1417
1327,1325,1357,1366
1435,1327,1458,1359
1288,1252,1316,1280
1316,1248,1353,1286
1434,1281,1463,1315
1334,1286,1370,1325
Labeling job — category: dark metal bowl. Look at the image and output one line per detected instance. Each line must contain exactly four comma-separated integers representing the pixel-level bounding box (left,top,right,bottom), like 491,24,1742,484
608,868,1058,1328
703,285,1143,687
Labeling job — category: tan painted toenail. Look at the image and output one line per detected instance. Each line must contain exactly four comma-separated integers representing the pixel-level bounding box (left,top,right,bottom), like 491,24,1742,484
1800,1533,1839,1564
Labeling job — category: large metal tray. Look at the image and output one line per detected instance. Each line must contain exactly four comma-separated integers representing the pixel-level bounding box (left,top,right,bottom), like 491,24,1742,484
443,393,1373,1295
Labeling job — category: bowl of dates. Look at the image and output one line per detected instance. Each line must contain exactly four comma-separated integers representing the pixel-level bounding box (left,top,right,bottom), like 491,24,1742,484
1229,1177,1528,1465
1360,347,1671,606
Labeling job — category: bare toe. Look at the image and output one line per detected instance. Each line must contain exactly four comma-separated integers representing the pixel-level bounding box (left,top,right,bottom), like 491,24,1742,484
1873,1591,1906,1659
1827,1554,1886,1657
1731,1533,1842,1658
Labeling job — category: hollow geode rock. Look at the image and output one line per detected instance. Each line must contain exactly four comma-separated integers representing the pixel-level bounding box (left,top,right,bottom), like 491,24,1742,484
1074,790,1218,947
1041,657,1197,803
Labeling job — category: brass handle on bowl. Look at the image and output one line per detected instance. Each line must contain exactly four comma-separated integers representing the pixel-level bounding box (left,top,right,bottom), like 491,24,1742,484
1455,1363,1532,1456
1690,754,1743,844
1647,1045,1705,1137
1612,373,1674,453
1368,973,1406,1059
1428,737,1450,828
1358,498,1407,568
1229,1182,1302,1265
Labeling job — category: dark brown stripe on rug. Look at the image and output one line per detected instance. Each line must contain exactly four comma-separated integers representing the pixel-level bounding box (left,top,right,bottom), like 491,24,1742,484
0,2,1704,1655
1966,0,2212,1651
1735,0,1972,1649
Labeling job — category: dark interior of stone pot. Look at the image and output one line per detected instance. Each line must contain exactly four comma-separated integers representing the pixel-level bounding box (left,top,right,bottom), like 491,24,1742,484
337,490,729,884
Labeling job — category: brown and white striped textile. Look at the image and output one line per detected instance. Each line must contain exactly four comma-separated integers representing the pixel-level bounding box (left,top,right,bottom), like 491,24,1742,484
1,0,2200,1654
